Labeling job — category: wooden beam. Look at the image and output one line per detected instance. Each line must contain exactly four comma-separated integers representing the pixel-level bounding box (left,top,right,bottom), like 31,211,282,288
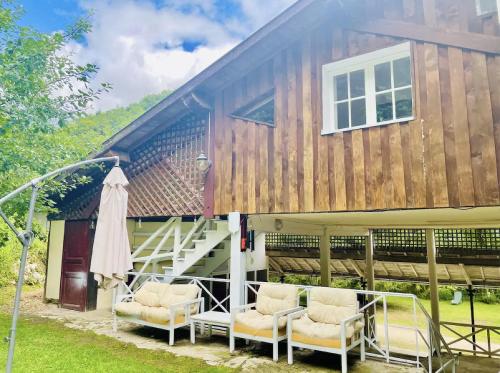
459,263,472,286
348,259,364,278
268,257,284,274
347,20,500,55
104,149,131,163
365,230,375,291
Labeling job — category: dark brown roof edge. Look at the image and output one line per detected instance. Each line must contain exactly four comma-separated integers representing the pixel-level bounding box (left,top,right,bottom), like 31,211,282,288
94,0,329,157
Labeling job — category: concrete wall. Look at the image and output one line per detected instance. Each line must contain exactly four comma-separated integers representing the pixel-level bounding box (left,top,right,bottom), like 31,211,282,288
45,220,65,301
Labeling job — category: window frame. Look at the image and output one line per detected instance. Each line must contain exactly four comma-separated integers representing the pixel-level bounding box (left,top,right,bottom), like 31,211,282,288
322,42,414,135
229,89,275,127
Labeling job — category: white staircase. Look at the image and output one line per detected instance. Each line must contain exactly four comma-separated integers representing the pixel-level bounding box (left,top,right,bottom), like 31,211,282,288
129,217,231,287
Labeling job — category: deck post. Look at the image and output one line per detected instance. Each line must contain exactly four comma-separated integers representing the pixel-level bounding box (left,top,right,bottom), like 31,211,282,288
320,228,331,287
365,230,375,339
425,228,440,352
229,212,245,310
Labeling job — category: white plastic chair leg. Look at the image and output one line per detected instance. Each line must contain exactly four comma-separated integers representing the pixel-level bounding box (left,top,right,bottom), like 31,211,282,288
112,315,117,332
287,343,293,365
229,333,235,353
341,352,347,373
273,341,279,362
190,322,195,344
169,329,175,346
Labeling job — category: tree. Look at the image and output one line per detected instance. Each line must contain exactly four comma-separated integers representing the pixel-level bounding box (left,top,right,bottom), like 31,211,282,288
0,0,110,215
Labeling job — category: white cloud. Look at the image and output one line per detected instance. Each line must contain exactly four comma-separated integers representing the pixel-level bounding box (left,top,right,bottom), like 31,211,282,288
72,0,296,112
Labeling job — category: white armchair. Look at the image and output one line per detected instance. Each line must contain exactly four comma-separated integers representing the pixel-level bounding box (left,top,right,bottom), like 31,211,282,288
230,283,301,361
114,282,203,345
287,287,365,373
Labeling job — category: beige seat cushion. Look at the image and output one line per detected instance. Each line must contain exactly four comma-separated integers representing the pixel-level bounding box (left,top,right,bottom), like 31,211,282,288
160,284,200,313
235,309,287,330
115,301,144,318
134,282,170,307
255,283,297,315
292,314,356,340
308,287,358,324
140,306,185,325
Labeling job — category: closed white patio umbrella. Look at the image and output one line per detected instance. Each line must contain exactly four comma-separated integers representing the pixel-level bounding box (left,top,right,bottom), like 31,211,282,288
90,166,133,290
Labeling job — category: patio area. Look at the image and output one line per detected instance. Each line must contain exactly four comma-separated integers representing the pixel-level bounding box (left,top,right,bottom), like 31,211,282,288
23,292,496,373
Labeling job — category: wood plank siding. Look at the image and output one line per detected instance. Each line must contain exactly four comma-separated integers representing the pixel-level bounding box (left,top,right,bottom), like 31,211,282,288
212,0,500,215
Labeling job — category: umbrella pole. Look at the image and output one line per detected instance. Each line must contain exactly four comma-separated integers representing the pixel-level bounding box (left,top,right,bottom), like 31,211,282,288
5,186,38,373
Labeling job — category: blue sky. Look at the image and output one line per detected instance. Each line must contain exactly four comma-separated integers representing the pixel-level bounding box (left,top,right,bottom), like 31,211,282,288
17,0,295,111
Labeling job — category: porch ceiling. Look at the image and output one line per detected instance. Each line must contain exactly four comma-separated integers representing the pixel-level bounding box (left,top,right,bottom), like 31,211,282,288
248,206,500,235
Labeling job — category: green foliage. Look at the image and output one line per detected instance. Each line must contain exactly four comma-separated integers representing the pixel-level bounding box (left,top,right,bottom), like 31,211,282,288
0,220,46,287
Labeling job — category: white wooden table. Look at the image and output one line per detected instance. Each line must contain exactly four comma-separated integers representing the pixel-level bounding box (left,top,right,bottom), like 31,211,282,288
190,311,231,344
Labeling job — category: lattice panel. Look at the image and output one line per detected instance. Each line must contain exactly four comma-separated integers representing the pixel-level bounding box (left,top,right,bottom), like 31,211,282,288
436,229,500,255
330,236,366,252
265,233,319,249
373,229,426,253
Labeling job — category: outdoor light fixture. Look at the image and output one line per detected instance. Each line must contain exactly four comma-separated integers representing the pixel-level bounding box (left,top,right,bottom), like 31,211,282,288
196,152,211,174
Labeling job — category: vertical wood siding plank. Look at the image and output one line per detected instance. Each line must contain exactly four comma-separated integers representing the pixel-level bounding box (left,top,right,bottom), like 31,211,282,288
302,36,315,212
273,54,284,212
424,43,449,207
380,126,395,209
369,127,384,209
223,88,234,213
287,46,299,212
448,47,475,206
247,121,256,214
213,94,224,215
389,124,407,208
399,123,414,206
362,130,373,209
486,55,500,199
333,134,347,210
344,132,355,210
411,42,428,208
295,47,305,212
438,47,460,207
310,30,322,211
464,51,500,205
259,124,269,213
351,130,366,210
315,29,333,211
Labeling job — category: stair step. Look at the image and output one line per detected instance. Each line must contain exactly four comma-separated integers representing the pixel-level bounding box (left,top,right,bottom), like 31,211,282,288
192,239,206,244
181,248,196,253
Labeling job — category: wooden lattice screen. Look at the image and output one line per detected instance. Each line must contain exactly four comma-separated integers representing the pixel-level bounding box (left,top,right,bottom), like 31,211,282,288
265,229,500,257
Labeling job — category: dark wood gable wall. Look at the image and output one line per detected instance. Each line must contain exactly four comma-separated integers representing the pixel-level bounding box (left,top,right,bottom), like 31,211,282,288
212,0,500,215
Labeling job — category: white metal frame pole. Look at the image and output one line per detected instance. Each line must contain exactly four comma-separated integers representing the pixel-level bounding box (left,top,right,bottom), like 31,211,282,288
229,212,245,310
0,156,118,373
320,228,331,287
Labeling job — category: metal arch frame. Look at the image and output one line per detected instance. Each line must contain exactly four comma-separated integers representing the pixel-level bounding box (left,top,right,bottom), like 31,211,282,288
0,156,119,373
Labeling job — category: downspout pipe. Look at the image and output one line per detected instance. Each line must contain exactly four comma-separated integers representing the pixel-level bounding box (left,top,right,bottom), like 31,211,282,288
1,156,119,373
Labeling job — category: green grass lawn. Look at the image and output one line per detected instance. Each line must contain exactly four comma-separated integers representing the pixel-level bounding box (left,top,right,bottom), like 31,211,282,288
0,286,235,373
377,296,500,344
0,314,235,373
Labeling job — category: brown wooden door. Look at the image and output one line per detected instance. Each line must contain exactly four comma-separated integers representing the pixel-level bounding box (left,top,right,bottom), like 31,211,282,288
60,220,94,311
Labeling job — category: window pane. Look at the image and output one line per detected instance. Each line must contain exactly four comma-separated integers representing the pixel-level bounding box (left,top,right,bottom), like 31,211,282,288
351,98,366,127
334,74,348,101
375,62,391,92
376,92,393,122
395,88,412,118
393,57,411,88
336,101,349,129
349,70,365,98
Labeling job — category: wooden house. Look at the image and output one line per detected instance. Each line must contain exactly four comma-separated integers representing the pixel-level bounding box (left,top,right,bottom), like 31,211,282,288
45,0,500,334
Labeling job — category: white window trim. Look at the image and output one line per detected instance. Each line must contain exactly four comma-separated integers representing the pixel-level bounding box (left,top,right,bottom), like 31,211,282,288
322,42,414,135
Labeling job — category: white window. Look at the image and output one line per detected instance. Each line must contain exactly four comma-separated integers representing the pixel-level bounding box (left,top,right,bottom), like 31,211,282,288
475,0,498,16
322,42,414,134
